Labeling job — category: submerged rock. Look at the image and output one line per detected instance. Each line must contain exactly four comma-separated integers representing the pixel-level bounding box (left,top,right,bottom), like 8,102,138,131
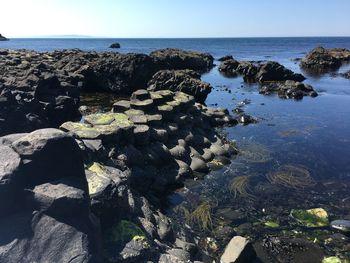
301,46,350,72
322,256,342,263
255,236,324,263
290,208,329,228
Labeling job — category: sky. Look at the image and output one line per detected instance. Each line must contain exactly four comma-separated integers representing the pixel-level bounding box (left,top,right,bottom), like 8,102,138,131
1,0,350,38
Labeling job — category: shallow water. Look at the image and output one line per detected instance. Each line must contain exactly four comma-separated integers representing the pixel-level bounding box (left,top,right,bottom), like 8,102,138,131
3,37,350,261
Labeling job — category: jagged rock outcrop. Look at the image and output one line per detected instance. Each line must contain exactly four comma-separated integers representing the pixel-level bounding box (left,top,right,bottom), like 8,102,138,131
219,59,305,82
150,48,214,72
260,80,318,99
0,128,101,262
0,48,214,136
147,69,212,103
218,58,317,99
300,47,350,72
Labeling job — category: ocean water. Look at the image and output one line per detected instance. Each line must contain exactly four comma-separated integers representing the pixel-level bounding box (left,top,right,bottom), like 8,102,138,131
2,37,350,261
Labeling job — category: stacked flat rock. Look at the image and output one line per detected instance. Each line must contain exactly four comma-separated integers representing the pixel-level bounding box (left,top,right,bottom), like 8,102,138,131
60,89,237,196
0,48,214,136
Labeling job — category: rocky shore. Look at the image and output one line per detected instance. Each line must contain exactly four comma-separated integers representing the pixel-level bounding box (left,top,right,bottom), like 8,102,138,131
0,48,213,136
300,46,350,73
0,45,348,262
218,57,318,99
0,47,235,262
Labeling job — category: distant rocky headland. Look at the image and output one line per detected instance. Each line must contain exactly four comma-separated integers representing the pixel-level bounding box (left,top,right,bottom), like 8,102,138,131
0,45,347,262
0,34,9,41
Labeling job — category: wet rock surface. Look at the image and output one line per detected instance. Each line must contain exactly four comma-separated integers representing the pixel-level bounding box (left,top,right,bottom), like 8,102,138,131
300,46,350,73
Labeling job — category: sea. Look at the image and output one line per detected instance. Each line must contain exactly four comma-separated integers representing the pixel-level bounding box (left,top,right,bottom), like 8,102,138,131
2,37,350,261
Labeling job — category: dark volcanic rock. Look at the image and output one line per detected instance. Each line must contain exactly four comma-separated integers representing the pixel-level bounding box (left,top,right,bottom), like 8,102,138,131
150,48,214,72
147,69,212,103
254,236,324,263
300,46,350,72
331,70,350,80
256,61,305,82
0,34,8,41
219,59,305,82
109,43,121,49
218,58,317,99
0,128,101,263
340,70,350,79
0,48,216,135
219,58,240,76
218,55,234,62
260,80,318,99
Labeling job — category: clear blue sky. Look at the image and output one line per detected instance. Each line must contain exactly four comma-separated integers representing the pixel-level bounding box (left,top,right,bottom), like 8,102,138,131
1,0,350,38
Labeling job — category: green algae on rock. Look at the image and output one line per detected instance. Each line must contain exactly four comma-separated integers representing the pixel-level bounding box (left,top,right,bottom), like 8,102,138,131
322,256,342,263
85,113,133,127
106,220,147,243
264,221,280,228
60,121,102,139
103,220,150,262
290,208,329,228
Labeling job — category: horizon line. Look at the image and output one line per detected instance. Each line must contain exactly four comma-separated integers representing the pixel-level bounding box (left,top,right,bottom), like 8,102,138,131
5,35,350,39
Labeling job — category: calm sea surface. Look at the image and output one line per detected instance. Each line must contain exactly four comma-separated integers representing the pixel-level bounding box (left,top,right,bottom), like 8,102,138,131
2,37,350,260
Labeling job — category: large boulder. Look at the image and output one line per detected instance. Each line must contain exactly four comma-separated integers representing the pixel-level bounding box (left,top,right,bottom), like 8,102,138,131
219,59,305,83
147,69,212,103
255,61,305,82
150,48,214,72
11,128,86,187
0,210,100,263
0,128,101,262
300,46,350,72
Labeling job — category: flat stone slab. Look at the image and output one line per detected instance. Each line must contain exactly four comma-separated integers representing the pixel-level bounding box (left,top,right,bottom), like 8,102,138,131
130,99,154,111
131,89,150,101
113,100,131,113
84,113,133,127
130,115,148,125
125,109,144,116
60,122,101,139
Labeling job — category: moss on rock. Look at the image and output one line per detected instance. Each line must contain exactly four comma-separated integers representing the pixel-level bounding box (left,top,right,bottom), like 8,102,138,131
291,208,329,228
